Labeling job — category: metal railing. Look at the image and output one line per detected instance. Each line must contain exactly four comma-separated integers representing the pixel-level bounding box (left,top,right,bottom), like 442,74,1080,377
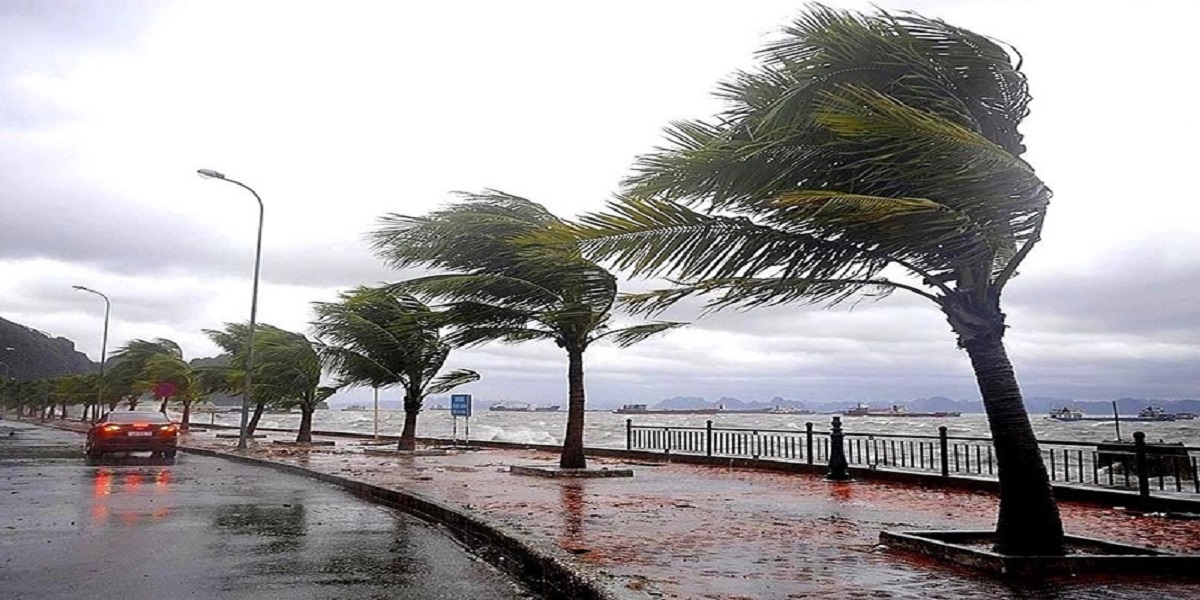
626,419,1200,498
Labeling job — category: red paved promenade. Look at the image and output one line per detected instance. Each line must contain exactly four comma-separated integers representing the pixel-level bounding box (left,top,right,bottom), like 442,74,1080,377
175,427,1200,599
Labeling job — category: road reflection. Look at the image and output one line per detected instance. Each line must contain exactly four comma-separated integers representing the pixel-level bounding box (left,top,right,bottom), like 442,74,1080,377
88,464,176,527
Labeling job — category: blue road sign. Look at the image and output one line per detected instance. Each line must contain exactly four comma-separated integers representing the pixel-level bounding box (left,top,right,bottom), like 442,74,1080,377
450,394,472,417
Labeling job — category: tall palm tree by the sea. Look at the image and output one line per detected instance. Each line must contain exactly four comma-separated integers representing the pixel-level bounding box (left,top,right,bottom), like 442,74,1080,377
555,6,1062,554
311,286,479,451
369,191,683,469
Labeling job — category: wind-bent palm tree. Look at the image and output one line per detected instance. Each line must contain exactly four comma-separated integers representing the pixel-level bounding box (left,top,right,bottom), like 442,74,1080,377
557,7,1061,554
369,192,683,468
245,326,333,443
106,339,187,414
204,323,287,435
312,286,479,451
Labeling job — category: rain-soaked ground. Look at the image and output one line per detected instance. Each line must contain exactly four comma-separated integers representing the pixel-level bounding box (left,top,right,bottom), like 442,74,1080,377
0,421,540,600
15,418,1200,599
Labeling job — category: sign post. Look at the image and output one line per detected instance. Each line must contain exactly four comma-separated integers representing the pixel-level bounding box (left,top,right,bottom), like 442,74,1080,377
450,394,472,446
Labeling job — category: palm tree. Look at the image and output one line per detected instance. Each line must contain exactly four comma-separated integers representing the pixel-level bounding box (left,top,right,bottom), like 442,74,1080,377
556,6,1062,555
139,352,200,426
311,286,479,451
106,339,186,414
204,323,281,435
369,192,683,468
245,326,332,443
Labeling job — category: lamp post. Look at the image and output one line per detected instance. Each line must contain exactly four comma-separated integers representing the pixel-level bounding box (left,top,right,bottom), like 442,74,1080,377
73,286,110,422
198,168,264,451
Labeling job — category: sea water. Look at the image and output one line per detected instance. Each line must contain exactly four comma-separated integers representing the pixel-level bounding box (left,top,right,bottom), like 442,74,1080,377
203,409,1200,449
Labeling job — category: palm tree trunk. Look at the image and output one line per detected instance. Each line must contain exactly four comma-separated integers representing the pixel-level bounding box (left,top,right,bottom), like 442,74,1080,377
559,348,587,469
962,331,1065,555
158,396,169,414
297,405,314,443
180,400,191,429
398,390,419,451
247,401,266,435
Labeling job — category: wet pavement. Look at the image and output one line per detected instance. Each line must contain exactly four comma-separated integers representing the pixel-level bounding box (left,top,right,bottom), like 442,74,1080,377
13,419,1200,599
0,421,540,600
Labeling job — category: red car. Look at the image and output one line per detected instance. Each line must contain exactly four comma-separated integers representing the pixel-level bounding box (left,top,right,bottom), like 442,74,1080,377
86,411,179,460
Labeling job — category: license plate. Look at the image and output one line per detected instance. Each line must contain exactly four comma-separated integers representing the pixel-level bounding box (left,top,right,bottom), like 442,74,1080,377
127,431,152,437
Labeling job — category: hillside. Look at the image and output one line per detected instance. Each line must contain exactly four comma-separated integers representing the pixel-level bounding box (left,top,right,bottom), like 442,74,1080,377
1,316,97,379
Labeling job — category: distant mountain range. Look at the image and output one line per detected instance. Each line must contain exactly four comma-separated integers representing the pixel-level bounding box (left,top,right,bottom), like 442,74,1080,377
1,316,96,380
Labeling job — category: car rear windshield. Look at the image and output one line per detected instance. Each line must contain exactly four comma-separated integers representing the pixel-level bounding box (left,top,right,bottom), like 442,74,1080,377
106,412,171,424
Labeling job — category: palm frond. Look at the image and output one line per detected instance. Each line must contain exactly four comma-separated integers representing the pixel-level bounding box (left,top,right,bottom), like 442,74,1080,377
424,369,481,396
595,322,687,348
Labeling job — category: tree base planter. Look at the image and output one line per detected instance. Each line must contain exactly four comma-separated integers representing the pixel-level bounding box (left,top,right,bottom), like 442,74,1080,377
214,433,267,439
880,530,1200,578
363,448,449,457
510,465,633,478
430,445,484,452
272,440,336,447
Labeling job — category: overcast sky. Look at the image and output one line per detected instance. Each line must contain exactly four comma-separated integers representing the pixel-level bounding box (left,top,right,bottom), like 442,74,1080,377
2,0,1197,408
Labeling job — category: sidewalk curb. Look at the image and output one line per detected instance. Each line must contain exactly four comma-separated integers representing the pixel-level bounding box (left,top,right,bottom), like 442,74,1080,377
179,445,642,600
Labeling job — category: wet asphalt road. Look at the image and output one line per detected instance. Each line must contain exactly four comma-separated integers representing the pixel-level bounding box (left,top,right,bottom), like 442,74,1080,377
0,421,540,600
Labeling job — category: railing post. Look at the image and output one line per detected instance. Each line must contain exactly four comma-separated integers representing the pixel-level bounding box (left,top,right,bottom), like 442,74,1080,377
626,419,632,451
827,416,851,481
805,422,814,465
1134,431,1150,498
939,426,950,477
705,420,713,457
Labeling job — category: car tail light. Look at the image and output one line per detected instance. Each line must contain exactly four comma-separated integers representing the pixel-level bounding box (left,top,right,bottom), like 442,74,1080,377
158,424,178,434
101,424,122,433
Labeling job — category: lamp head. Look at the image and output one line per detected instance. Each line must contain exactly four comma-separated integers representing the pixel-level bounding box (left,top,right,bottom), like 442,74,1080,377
197,168,226,179
72,285,87,291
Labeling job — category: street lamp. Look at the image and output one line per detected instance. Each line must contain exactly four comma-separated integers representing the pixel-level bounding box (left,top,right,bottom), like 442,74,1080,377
73,285,110,421
197,168,264,451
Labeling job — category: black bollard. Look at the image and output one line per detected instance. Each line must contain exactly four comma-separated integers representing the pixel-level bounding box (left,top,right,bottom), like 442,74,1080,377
1134,431,1150,498
827,416,851,481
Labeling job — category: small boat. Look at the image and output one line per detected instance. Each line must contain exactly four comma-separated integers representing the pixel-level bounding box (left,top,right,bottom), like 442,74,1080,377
1048,407,1084,421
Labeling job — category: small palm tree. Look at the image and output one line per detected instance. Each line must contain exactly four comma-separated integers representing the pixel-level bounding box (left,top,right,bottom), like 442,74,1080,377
204,323,286,435
558,6,1062,554
312,286,479,451
369,192,683,468
246,326,331,443
106,339,186,414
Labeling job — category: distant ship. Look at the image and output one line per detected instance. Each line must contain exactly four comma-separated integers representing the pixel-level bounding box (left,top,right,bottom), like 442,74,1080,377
488,403,560,412
1048,407,1085,421
614,404,719,415
1129,406,1178,422
613,404,812,415
1048,405,1186,422
842,403,961,418
340,404,369,411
